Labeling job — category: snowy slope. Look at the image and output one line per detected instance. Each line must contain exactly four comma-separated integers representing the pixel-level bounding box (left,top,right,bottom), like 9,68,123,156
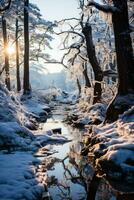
0,82,70,200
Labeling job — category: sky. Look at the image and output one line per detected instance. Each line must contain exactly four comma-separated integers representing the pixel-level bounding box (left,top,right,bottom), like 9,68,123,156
31,0,79,21
30,1,101,74
30,0,79,73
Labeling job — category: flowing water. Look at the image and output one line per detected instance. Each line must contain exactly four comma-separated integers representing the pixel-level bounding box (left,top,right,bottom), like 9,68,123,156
41,105,133,200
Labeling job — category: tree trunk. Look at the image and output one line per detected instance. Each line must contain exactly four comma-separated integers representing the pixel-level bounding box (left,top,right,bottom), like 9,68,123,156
82,63,91,88
16,18,21,92
105,0,134,122
2,16,10,90
23,0,30,94
117,193,134,200
76,78,81,96
82,24,103,104
113,0,134,94
87,173,101,200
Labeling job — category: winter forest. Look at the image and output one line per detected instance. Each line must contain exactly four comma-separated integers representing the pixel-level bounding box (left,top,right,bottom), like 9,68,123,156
0,0,134,199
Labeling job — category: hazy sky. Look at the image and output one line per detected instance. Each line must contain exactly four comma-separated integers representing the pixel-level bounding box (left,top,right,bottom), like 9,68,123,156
31,0,79,21
30,0,80,73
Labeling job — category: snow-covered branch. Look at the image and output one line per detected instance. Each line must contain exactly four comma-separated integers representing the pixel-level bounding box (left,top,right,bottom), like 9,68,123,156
55,31,84,40
0,0,11,12
57,18,80,23
87,0,120,13
43,61,68,69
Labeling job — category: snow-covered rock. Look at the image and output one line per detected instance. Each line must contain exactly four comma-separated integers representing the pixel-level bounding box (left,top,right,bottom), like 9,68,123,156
65,103,107,127
83,106,134,185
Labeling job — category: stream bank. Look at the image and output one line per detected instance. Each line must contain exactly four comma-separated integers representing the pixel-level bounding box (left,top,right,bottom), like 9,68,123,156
39,104,118,200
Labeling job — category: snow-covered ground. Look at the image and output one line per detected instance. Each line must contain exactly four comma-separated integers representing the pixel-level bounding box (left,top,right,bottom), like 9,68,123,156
91,106,134,184
65,102,107,127
0,82,70,200
1,80,134,197
65,95,134,189
55,89,79,104
0,151,45,200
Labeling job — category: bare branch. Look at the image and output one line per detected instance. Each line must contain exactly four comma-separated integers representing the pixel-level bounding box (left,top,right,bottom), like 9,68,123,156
55,30,84,40
78,54,88,62
43,61,68,69
36,23,54,58
11,33,23,46
57,18,80,24
34,49,70,69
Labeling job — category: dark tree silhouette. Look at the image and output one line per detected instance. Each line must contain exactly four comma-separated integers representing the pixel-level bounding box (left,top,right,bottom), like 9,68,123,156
78,0,103,104
82,23,103,104
23,0,30,94
87,0,134,121
2,16,11,90
82,63,91,88
76,78,82,96
16,17,21,92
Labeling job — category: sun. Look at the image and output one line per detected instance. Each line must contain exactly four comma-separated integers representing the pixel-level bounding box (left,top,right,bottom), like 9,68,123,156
6,45,15,55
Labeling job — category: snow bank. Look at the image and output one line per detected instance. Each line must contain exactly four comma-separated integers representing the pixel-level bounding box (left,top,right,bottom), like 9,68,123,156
0,82,26,124
85,106,134,184
33,130,70,147
0,122,34,150
0,81,37,149
0,82,70,199
55,89,79,104
65,103,107,127
0,151,45,200
21,91,51,118
39,87,79,104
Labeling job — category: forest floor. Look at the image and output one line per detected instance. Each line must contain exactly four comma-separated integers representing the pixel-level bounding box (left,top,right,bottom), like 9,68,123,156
65,99,134,195
0,84,72,200
0,82,134,199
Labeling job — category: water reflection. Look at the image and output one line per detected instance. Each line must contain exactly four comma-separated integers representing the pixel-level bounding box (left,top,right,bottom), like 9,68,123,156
46,142,117,200
43,107,134,200
44,119,115,200
46,139,88,199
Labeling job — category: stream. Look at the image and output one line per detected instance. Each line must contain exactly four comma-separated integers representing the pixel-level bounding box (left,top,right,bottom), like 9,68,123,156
41,104,118,200
37,104,134,200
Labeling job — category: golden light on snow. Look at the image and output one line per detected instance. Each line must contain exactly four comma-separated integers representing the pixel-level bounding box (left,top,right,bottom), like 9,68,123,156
6,45,15,56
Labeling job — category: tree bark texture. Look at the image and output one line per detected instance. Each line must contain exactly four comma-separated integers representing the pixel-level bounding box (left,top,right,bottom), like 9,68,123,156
82,24,103,104
16,18,21,92
2,16,10,90
23,0,31,94
82,63,91,88
105,0,134,122
76,78,81,96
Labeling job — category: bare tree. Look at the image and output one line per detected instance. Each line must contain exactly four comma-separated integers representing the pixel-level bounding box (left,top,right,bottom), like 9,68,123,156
76,78,82,96
82,22,103,103
2,16,10,90
0,0,12,90
16,16,21,92
23,0,30,94
55,0,104,104
83,63,91,88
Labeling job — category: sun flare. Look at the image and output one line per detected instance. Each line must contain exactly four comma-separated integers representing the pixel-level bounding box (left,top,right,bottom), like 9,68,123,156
6,45,15,55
